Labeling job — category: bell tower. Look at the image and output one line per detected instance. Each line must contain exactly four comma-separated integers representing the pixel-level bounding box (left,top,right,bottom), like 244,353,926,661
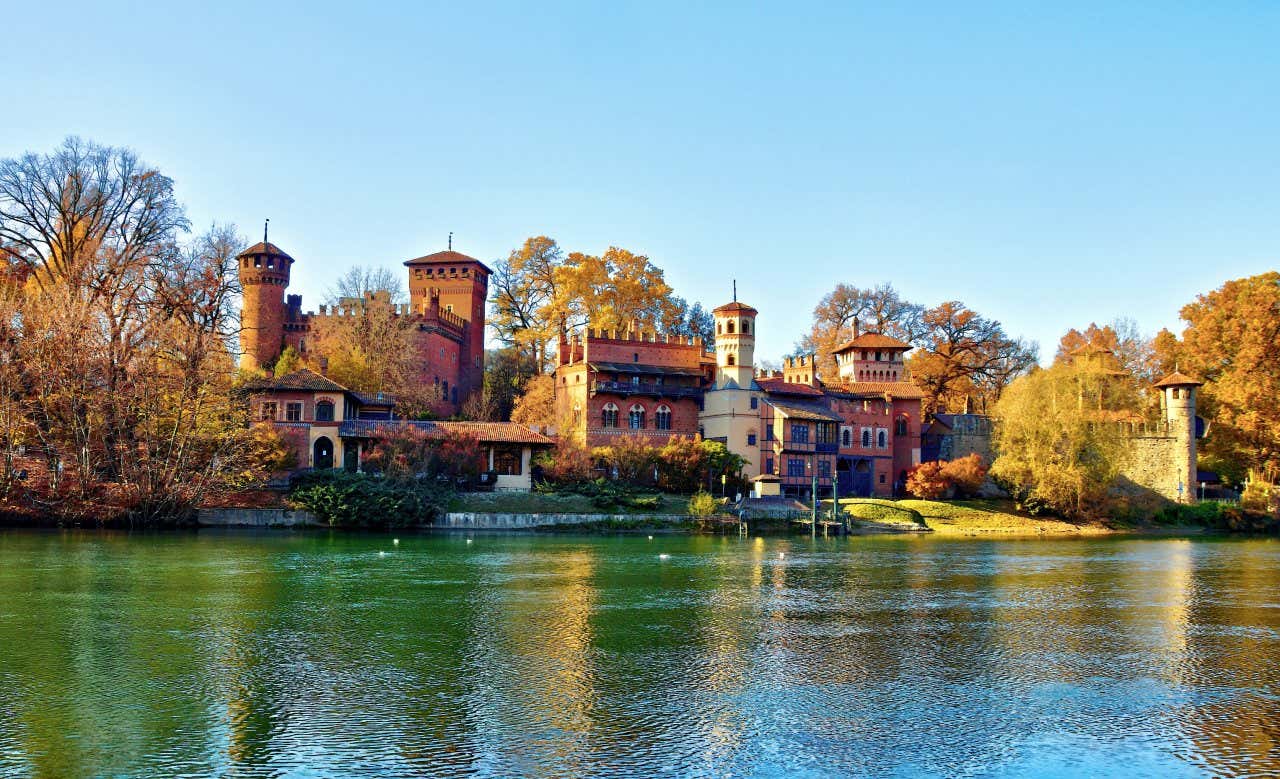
237,225,294,371
712,295,757,388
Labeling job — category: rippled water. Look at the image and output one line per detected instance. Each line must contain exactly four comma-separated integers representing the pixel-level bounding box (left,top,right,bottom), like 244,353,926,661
1,531,1278,778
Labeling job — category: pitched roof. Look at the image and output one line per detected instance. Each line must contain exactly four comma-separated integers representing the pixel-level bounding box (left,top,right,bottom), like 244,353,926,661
1154,371,1204,388
339,419,554,445
242,368,348,393
403,249,493,273
827,381,926,400
765,399,843,422
588,361,705,378
712,300,758,315
832,332,914,353
237,241,294,260
756,377,825,397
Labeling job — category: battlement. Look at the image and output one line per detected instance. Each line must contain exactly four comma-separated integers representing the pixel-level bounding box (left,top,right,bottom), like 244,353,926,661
557,326,707,367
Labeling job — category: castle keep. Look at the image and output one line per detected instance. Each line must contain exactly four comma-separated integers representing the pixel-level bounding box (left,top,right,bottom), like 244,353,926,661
237,239,488,414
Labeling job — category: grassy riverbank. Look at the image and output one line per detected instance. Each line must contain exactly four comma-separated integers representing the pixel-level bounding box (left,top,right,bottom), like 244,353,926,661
834,498,1115,535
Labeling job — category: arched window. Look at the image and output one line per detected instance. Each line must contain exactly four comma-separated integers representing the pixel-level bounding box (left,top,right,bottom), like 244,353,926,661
602,402,619,428
315,400,335,422
1172,388,1181,399
877,429,888,448
842,428,852,447
727,354,736,366
895,414,909,436
629,404,646,429
862,428,872,448
717,323,722,335
725,321,734,334
742,321,750,334
655,405,672,430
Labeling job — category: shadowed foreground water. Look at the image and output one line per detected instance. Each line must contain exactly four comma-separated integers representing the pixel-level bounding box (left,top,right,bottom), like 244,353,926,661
0,531,1278,778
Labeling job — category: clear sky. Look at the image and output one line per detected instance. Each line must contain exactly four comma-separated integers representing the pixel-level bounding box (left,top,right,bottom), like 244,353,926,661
6,2,1278,362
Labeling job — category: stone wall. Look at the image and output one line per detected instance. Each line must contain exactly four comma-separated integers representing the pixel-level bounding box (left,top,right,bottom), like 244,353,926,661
1123,436,1189,502
434,512,693,530
198,508,323,527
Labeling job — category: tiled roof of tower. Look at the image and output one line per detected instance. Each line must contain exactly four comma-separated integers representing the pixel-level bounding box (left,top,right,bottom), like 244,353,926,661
712,301,758,315
237,241,294,260
241,368,348,393
832,332,913,353
403,249,494,274
1154,371,1204,388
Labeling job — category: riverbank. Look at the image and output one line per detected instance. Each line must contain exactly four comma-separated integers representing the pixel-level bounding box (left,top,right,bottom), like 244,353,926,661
838,498,1119,536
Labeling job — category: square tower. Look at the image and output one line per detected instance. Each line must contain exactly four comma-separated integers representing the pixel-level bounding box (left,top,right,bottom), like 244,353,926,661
404,249,491,399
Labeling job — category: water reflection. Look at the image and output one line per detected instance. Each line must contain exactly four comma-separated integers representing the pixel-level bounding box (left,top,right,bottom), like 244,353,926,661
0,531,1278,777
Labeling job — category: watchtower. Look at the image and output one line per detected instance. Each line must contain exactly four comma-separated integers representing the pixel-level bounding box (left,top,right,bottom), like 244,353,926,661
237,236,294,371
712,298,757,388
404,248,491,399
1155,370,1203,503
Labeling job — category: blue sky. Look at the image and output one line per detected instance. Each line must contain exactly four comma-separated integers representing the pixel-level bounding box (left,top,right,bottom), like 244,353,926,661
5,2,1278,361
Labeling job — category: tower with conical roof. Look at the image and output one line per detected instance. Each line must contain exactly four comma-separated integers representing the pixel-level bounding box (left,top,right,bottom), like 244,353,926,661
237,226,294,371
1154,370,1203,503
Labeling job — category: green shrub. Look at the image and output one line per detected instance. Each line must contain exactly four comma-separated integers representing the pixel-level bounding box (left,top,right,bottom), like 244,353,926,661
287,471,451,529
687,491,719,517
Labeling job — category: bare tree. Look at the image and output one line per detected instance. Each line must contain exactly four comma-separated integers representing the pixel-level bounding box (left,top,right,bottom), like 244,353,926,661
325,265,406,305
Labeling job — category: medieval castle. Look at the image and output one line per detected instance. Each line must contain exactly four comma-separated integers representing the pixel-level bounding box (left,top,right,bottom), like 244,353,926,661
237,242,1203,503
236,236,489,415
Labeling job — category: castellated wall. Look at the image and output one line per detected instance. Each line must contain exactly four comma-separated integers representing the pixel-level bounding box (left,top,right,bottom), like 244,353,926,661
1123,435,1191,503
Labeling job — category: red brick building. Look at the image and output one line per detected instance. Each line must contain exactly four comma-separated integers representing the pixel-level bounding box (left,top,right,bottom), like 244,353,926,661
237,240,488,415
553,327,714,446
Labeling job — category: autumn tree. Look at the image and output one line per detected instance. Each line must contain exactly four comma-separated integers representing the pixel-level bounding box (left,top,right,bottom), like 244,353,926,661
990,360,1140,520
1056,318,1157,383
326,264,406,305
908,301,1037,416
0,137,280,522
489,236,564,371
510,373,557,429
554,246,677,335
1166,272,1280,483
800,283,925,379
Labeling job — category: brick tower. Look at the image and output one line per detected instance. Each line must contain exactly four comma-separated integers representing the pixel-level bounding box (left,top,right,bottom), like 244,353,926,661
237,231,294,371
403,246,491,400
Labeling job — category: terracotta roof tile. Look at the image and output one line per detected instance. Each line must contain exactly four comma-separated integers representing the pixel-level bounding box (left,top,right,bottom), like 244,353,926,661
242,369,348,393
1153,371,1204,388
340,419,554,445
832,332,913,353
712,300,758,315
756,377,825,397
237,241,294,260
827,381,926,400
403,249,493,274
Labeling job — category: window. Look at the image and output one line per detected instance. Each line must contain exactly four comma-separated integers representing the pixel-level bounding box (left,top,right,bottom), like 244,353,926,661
742,321,750,334
727,321,735,334
1172,388,1181,399
750,396,758,410
315,400,334,422
259,402,277,421
602,403,619,428
727,354,735,366
862,428,872,448
879,473,887,484
495,449,522,476
765,457,774,474
717,323,723,335
747,433,757,446
791,422,809,443
895,416,908,436
842,428,852,447
766,425,775,441
633,353,639,362
285,402,303,422
787,458,806,477
655,405,672,430
629,404,646,429
817,423,837,445
877,429,888,449
819,459,831,478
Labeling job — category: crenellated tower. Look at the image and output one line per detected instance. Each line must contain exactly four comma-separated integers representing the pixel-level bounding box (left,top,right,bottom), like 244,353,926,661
237,236,294,371
404,248,491,402
1155,370,1203,503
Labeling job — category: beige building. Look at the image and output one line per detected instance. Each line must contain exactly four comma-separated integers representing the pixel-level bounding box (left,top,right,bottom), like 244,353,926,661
699,300,765,477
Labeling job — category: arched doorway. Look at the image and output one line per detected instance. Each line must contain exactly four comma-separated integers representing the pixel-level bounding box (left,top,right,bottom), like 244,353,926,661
313,436,334,469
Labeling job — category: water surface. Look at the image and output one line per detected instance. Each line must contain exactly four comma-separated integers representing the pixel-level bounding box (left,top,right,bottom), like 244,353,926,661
0,530,1277,778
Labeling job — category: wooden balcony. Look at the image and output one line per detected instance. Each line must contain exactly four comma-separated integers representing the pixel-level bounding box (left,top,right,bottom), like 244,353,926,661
591,380,703,400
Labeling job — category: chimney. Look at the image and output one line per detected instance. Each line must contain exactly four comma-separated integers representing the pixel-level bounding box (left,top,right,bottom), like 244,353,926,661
318,357,329,377
853,316,861,340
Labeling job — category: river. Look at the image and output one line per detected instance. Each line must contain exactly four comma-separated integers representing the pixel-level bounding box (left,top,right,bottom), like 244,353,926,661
0,530,1277,778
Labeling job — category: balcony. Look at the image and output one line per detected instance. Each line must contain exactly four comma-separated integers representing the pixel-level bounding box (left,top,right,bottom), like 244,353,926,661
591,380,703,400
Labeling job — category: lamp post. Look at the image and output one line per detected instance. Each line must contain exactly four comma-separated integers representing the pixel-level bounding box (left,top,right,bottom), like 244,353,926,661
809,455,817,539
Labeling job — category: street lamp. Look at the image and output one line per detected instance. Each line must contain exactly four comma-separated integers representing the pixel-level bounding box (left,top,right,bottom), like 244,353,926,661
808,455,817,539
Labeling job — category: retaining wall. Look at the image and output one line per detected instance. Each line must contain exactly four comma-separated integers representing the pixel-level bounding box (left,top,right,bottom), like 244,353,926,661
198,508,323,527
